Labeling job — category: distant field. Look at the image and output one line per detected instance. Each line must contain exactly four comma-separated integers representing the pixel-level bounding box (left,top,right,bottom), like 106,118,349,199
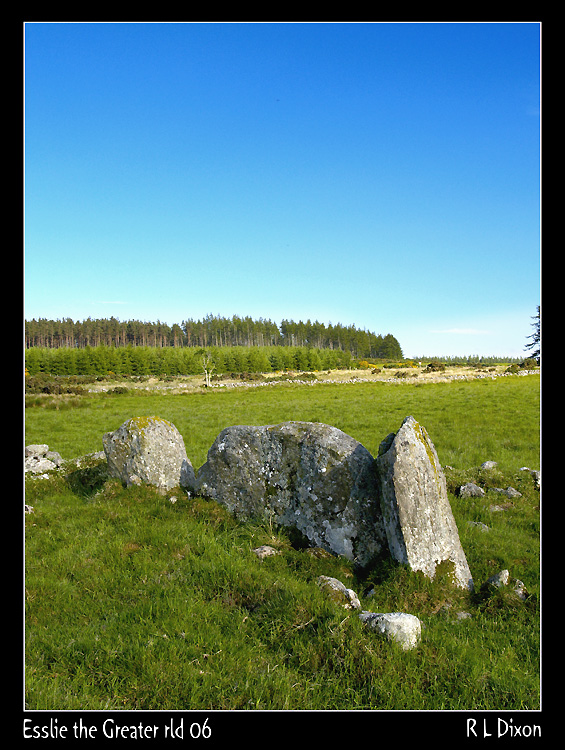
24,373,540,710
25,371,540,472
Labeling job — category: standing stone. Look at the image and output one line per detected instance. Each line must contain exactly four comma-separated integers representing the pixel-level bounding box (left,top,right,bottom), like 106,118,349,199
376,416,473,590
194,421,386,566
103,416,195,492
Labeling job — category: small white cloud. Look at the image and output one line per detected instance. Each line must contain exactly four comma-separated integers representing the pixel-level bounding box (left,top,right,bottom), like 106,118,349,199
429,328,492,335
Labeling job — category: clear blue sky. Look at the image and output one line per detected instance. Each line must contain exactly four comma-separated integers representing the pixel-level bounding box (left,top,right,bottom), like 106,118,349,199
24,22,540,357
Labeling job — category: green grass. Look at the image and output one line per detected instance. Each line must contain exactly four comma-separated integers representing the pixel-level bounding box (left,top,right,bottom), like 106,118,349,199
25,375,540,472
24,375,540,710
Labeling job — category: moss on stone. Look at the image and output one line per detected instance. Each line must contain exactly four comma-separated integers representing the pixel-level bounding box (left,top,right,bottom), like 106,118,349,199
126,416,173,432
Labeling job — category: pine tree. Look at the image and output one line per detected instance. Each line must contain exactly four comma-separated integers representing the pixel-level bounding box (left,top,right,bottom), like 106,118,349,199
524,306,540,363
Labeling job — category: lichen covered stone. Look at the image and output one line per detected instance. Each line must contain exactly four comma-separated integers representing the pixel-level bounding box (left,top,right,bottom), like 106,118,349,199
376,416,473,590
103,416,195,492
359,611,422,650
194,421,386,566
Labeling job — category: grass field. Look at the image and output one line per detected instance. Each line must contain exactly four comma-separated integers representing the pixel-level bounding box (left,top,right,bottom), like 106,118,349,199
24,373,540,710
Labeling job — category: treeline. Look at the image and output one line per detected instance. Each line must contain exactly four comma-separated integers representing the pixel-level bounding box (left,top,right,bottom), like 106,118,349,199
24,344,527,380
25,344,355,378
410,354,523,365
24,315,403,360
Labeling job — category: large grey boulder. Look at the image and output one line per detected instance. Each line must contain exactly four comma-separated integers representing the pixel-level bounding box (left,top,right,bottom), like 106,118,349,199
103,416,195,492
376,416,473,590
194,421,386,566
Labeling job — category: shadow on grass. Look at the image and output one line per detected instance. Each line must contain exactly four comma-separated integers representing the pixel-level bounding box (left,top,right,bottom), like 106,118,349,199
65,463,110,498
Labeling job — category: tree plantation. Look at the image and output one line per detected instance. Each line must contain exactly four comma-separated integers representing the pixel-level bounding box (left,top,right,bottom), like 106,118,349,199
25,343,360,379
24,315,403,360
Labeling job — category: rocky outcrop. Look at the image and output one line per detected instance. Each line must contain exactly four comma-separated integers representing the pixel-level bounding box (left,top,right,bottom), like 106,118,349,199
103,416,195,492
25,444,63,474
194,421,387,567
376,416,474,591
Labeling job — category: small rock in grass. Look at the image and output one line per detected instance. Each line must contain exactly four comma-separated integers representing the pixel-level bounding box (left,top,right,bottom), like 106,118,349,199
490,486,522,499
359,611,422,650
459,483,485,498
483,569,529,601
45,450,63,467
25,444,49,458
519,467,541,489
317,576,361,610
486,569,510,588
252,545,280,561
25,457,57,474
456,611,472,621
467,521,489,532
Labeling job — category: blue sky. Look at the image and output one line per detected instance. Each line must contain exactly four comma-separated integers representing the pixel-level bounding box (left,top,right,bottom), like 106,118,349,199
24,22,540,357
